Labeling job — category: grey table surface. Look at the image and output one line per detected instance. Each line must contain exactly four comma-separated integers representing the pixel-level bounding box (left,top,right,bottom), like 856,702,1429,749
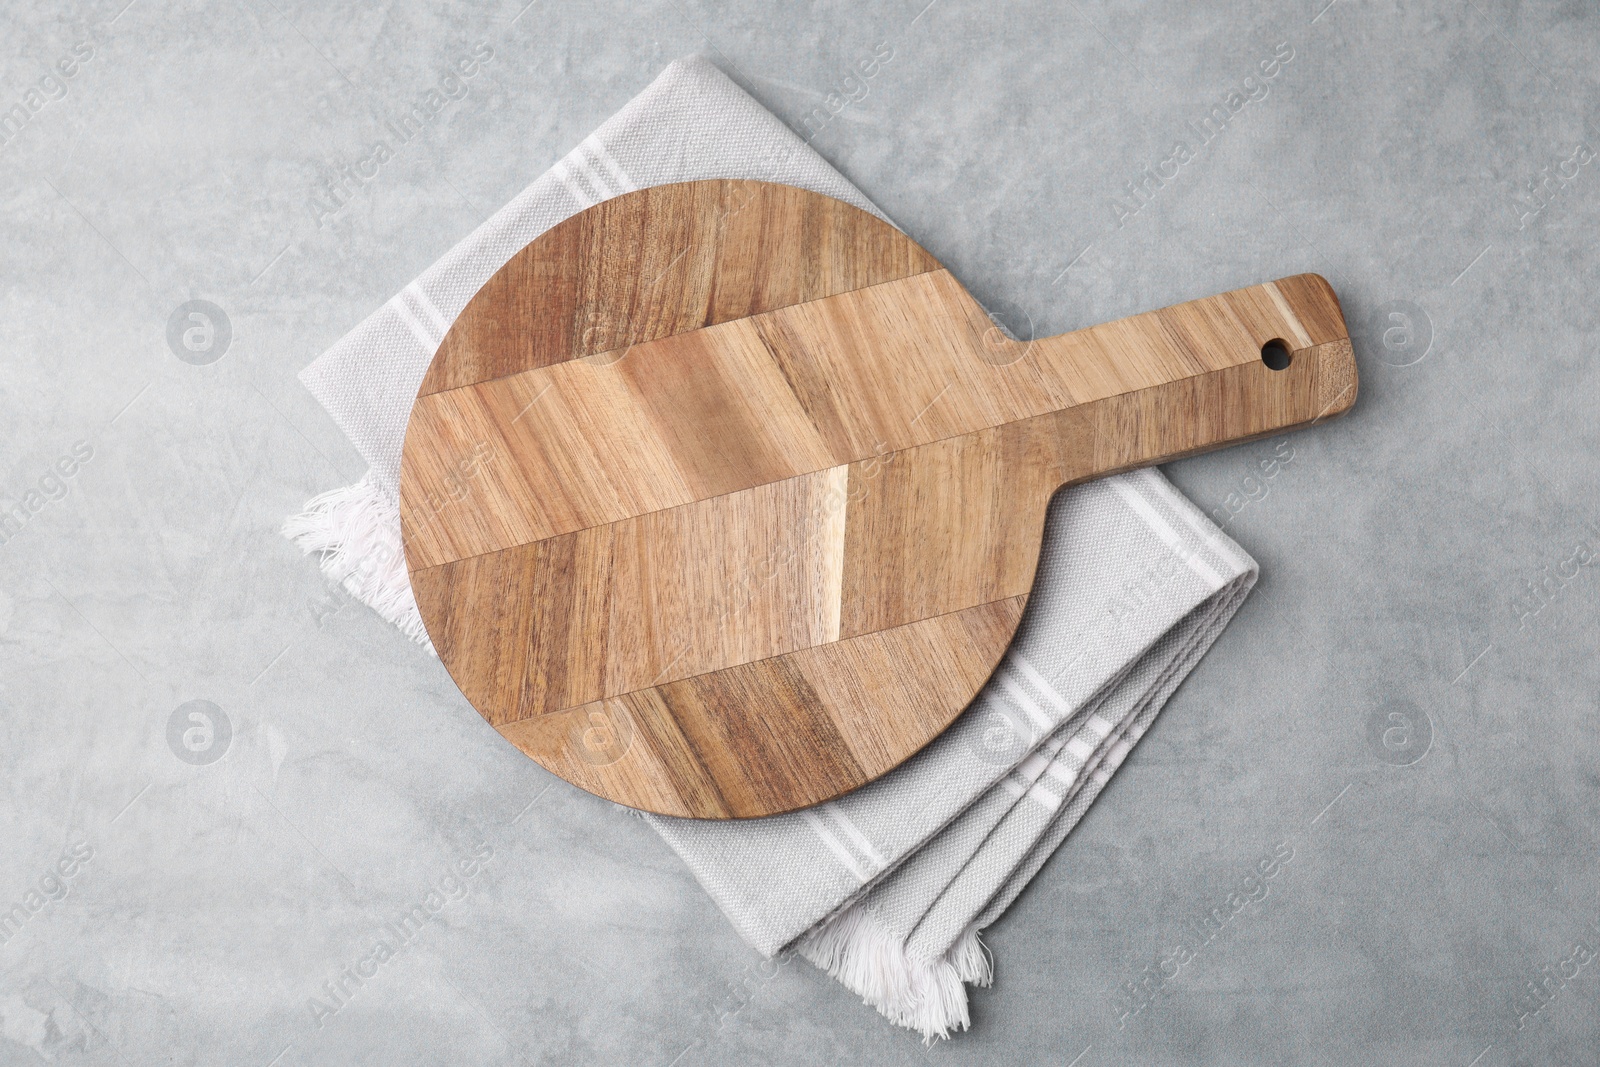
1,0,1597,1063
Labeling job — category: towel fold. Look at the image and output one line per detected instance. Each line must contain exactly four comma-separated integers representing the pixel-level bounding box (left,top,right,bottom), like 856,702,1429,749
284,55,1258,1040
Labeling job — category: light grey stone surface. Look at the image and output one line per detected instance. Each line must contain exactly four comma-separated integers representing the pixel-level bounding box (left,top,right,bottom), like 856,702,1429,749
0,1,1596,1063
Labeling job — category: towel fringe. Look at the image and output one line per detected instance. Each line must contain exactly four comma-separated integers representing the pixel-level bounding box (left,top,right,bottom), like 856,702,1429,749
797,903,986,1042
282,474,435,652
947,923,993,987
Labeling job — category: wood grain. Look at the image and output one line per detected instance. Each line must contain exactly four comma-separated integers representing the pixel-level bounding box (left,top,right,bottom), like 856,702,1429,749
400,179,1359,818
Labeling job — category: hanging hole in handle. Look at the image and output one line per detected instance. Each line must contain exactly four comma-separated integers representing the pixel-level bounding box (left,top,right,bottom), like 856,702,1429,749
1260,338,1292,370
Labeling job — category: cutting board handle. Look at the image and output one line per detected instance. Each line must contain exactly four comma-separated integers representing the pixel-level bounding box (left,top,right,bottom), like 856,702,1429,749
987,273,1357,487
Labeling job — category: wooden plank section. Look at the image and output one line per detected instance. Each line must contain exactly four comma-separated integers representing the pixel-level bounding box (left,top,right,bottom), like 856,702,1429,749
1269,274,1348,345
797,597,1027,784
494,598,1026,818
402,180,1360,818
602,464,855,696
402,266,1339,569
418,179,940,396
411,465,861,719
410,524,615,722
837,414,1083,638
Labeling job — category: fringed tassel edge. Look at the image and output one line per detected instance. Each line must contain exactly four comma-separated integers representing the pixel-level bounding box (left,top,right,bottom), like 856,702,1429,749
797,904,991,1042
947,923,993,987
281,474,435,653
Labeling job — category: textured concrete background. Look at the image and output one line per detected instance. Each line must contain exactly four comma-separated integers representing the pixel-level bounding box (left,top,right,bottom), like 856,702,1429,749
0,0,1596,1063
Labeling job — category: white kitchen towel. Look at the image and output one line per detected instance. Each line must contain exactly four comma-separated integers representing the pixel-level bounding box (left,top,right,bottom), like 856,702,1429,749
284,56,1259,1040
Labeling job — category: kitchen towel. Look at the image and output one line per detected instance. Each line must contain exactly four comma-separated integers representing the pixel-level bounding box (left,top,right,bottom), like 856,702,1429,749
284,55,1258,1040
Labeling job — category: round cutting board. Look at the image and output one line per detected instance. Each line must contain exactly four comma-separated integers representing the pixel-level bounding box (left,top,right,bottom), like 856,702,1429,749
399,179,1355,818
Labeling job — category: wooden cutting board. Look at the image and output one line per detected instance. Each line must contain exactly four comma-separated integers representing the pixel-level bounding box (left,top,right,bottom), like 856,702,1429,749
400,179,1357,819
